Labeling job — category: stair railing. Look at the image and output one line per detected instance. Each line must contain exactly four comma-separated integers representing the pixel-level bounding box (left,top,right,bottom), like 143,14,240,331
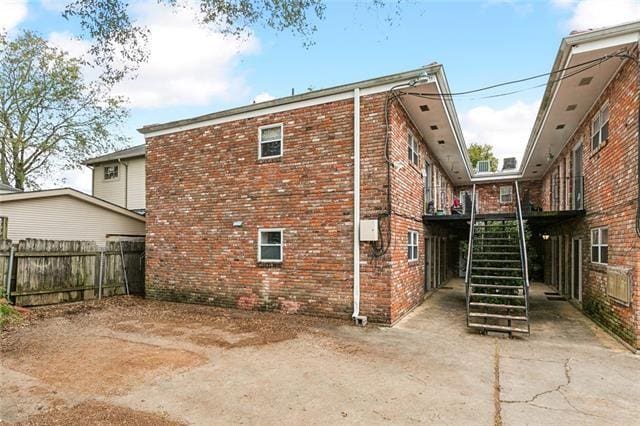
515,181,531,333
464,184,477,325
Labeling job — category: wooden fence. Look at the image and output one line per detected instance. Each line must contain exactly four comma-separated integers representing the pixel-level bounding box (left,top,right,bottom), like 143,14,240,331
1,238,144,306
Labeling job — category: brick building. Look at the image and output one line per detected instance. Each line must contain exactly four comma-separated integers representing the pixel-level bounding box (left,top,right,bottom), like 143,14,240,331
140,21,640,348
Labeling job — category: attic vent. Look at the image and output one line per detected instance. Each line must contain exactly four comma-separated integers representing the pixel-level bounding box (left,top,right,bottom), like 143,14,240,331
419,104,430,112
556,124,565,130
430,125,438,130
437,140,445,145
477,160,490,173
607,266,631,305
578,77,593,86
566,104,577,111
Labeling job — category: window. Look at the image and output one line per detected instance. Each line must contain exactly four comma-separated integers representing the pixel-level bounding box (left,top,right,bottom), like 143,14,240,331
591,103,609,151
591,228,608,264
259,124,283,159
258,229,283,262
104,165,119,180
407,230,419,262
499,185,513,203
407,132,419,166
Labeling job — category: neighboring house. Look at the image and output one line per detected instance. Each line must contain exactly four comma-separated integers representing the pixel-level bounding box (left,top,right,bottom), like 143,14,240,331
84,144,146,213
0,188,145,246
0,182,21,194
140,21,640,349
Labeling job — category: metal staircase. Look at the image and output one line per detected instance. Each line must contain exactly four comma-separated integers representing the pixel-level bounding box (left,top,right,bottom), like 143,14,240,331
464,182,531,336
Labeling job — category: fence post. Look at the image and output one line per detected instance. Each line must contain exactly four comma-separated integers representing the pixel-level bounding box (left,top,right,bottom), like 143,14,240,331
119,240,129,295
5,245,15,304
98,248,104,300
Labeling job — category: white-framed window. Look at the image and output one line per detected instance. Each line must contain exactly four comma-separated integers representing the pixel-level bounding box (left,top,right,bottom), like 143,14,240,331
591,227,608,264
499,185,513,203
258,124,283,159
104,165,119,180
258,228,283,263
591,102,609,151
407,230,419,262
407,132,419,166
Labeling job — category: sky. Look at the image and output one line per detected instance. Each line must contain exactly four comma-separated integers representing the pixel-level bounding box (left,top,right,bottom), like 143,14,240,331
2,0,640,193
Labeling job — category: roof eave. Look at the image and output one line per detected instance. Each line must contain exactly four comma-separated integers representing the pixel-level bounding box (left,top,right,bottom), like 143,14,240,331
138,65,442,135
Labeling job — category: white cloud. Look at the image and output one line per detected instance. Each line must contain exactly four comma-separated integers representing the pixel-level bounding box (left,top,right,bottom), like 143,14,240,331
48,1,260,109
39,167,92,194
115,1,260,108
553,0,640,32
461,100,540,169
0,0,27,31
253,92,275,103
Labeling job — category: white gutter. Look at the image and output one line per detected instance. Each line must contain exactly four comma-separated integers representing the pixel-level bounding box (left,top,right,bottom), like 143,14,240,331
353,87,363,324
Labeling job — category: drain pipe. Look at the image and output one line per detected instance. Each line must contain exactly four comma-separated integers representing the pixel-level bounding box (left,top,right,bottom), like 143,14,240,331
353,88,367,326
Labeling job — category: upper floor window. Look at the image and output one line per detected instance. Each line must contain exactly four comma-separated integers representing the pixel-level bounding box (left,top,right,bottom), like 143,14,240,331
104,165,119,180
407,132,419,166
259,124,283,159
499,185,513,203
258,228,283,263
407,230,419,262
591,227,608,264
591,103,609,151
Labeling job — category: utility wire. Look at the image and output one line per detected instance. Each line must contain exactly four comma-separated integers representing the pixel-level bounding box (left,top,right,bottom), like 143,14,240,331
370,48,637,257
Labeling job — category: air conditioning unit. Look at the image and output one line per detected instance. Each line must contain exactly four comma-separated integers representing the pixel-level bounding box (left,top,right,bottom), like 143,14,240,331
477,160,490,173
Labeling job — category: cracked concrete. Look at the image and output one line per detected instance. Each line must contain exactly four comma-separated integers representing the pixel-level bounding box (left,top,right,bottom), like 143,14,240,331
2,279,639,425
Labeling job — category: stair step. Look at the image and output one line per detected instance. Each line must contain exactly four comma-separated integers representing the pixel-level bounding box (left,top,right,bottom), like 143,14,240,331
469,302,527,310
473,259,521,263
471,275,523,280
474,244,519,248
469,312,528,321
472,267,522,272
468,323,529,333
470,283,524,289
470,292,524,299
473,252,520,256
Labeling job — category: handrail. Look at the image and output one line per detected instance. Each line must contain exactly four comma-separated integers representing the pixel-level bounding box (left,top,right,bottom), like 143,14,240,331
515,181,530,333
514,181,530,289
464,184,477,324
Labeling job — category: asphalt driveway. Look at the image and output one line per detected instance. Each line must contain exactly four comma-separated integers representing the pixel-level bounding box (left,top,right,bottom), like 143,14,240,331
1,279,638,425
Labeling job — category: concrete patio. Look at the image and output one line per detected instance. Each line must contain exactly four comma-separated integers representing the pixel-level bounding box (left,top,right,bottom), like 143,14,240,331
1,279,638,425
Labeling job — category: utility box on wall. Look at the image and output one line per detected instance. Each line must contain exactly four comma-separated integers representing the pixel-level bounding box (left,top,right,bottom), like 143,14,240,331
360,219,379,241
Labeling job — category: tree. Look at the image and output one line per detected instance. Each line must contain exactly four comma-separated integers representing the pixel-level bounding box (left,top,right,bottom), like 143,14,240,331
468,143,498,172
0,31,127,190
60,0,404,83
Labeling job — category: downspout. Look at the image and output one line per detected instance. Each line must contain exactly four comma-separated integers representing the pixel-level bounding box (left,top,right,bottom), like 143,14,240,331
353,88,366,325
118,159,129,209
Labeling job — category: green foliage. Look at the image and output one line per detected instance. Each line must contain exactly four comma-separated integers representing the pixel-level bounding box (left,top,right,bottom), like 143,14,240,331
468,143,498,172
0,288,20,329
0,31,128,190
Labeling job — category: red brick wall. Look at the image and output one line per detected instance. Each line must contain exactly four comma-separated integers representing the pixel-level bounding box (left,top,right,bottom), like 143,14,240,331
540,57,640,347
387,100,454,322
146,98,362,319
146,92,454,324
455,180,541,214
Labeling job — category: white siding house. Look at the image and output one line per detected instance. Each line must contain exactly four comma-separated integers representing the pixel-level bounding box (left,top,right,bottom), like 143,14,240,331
85,144,146,212
0,188,145,246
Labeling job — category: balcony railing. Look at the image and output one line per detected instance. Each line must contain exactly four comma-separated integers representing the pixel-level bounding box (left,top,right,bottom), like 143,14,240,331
549,176,584,211
424,186,454,215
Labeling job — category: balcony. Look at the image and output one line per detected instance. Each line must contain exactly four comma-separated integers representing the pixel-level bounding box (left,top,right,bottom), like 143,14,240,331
423,178,585,227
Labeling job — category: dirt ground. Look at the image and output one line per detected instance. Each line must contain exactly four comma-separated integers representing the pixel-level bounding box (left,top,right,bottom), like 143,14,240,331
1,280,639,425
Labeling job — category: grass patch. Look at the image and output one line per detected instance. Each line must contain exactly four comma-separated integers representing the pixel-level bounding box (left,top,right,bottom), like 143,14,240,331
0,290,21,329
